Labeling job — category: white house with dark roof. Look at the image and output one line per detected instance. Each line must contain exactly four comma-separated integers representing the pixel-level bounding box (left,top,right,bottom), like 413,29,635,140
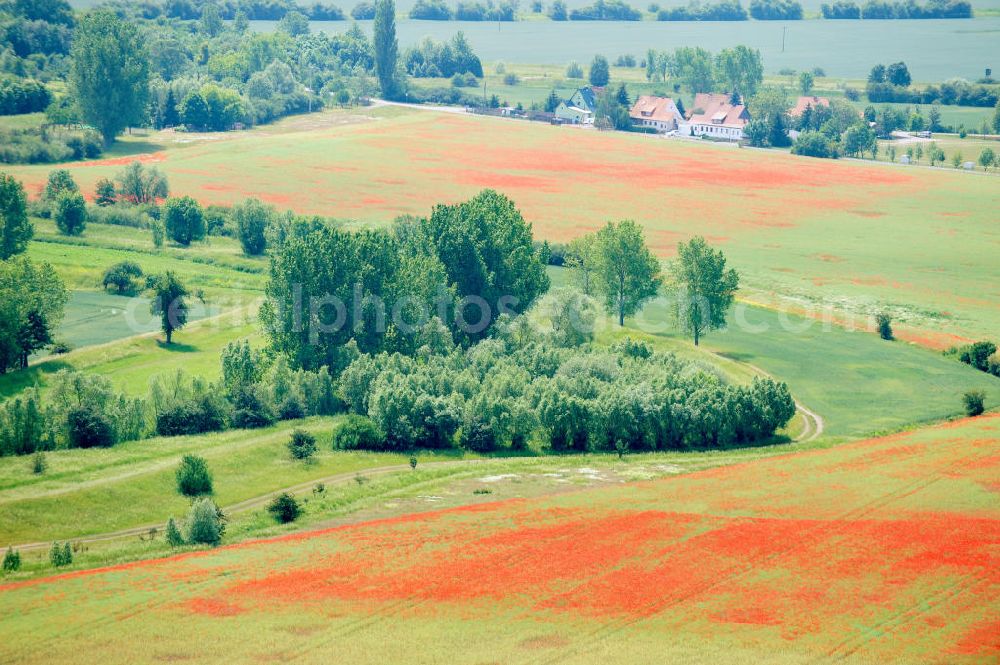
554,86,603,125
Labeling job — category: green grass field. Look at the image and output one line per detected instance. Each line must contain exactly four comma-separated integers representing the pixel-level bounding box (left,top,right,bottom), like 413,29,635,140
550,267,1000,437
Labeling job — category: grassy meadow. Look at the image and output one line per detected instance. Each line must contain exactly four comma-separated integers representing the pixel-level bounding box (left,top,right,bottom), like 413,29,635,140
6,105,998,342
1,31,998,659
2,414,996,663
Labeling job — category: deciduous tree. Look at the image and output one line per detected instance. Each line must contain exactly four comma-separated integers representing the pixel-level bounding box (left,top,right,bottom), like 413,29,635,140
592,220,662,326
163,196,205,246
0,173,32,260
150,271,189,344
115,161,168,204
233,197,274,256
715,45,763,98
671,236,739,345
70,12,150,145
589,55,610,87
54,191,87,236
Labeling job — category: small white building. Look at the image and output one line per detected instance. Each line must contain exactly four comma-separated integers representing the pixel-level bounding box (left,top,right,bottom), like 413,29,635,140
629,95,684,132
685,93,750,141
554,87,602,125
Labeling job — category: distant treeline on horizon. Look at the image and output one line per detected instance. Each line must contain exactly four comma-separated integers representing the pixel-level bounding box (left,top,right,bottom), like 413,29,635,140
95,0,974,22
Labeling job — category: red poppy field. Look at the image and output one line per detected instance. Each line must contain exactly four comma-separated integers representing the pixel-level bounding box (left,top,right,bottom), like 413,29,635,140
3,415,997,664
6,106,1000,340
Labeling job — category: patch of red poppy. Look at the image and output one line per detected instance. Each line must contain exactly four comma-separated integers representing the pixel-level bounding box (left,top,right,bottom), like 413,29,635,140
186,597,245,617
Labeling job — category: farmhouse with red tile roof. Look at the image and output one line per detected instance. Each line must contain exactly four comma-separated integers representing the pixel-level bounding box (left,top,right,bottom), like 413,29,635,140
629,95,684,132
789,95,830,117
683,93,750,141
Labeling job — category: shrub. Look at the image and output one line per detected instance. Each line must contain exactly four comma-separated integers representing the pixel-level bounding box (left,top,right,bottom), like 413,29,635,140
165,517,185,546
610,337,652,359
102,261,144,294
959,341,996,373
287,429,317,460
876,312,894,340
963,390,985,417
67,406,116,448
54,191,87,236
175,455,213,496
49,542,72,567
87,204,151,228
570,0,642,19
94,178,117,206
50,341,72,354
156,396,228,436
791,131,839,158
351,0,376,18
30,451,48,474
278,394,305,420
2,547,20,573
267,492,301,523
331,415,385,450
566,62,584,78
503,73,519,86
186,497,225,545
151,219,165,248
231,388,277,430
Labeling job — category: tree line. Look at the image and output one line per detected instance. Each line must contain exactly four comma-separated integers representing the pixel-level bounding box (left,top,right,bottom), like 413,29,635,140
866,62,997,108
822,0,972,18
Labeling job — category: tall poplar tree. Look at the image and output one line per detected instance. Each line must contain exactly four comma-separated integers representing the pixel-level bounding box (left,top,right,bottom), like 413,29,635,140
373,0,399,99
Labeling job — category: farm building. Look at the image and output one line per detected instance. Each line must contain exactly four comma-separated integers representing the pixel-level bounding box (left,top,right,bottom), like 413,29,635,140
682,93,750,141
555,86,602,125
629,95,684,132
789,95,831,117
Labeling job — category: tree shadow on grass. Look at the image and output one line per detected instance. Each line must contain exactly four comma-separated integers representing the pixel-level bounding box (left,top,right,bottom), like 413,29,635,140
102,139,167,159
714,350,756,363
0,360,74,399
155,340,199,353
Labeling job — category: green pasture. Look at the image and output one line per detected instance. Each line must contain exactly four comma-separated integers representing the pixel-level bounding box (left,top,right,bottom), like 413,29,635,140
49,291,167,350
0,313,258,399
550,267,1000,438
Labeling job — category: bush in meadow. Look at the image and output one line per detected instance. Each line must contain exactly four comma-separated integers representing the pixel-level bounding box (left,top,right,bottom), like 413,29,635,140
2,547,20,573
267,492,301,523
165,517,185,547
175,455,213,496
186,498,225,546
287,429,317,460
963,390,986,417
331,415,385,450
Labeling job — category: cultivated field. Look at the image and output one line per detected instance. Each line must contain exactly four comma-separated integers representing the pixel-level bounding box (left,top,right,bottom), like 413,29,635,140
273,17,1000,80
2,414,997,663
7,106,999,342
